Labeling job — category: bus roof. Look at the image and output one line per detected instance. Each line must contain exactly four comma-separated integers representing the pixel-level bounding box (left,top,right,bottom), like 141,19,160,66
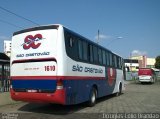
13,24,60,36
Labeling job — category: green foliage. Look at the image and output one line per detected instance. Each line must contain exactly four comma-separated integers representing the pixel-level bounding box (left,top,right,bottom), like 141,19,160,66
155,56,160,69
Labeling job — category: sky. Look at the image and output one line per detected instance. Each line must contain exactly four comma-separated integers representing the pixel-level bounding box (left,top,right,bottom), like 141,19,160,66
0,0,160,58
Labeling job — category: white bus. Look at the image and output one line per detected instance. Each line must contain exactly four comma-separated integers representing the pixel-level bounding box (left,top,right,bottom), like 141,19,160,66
10,24,125,106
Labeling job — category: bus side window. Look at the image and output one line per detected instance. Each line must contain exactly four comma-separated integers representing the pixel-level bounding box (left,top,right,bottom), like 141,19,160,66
93,46,98,63
117,57,120,69
98,48,102,64
69,37,74,47
118,57,121,69
64,31,78,59
78,40,83,60
114,55,117,68
112,55,115,67
83,41,88,61
89,45,93,63
120,58,123,69
106,52,109,66
102,50,106,65
109,53,112,66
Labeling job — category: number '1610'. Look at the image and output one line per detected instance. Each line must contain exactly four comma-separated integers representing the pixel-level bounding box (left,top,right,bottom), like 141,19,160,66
44,66,55,71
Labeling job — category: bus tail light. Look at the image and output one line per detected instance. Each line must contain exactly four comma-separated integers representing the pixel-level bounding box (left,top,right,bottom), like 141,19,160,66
10,85,13,89
56,79,63,90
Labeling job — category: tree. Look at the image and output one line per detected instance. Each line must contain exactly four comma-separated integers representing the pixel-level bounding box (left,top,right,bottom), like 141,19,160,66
155,56,160,69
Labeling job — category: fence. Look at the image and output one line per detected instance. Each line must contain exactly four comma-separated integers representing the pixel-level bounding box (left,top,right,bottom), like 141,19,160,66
0,63,10,92
125,71,138,81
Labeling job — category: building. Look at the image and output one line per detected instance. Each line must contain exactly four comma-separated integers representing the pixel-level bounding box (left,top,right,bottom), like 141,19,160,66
124,55,156,72
131,55,155,68
146,58,155,68
124,59,139,72
0,52,10,92
4,40,11,57
124,55,156,80
131,55,147,68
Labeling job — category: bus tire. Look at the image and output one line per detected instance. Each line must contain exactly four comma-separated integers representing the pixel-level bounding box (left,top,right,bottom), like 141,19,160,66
115,83,122,97
88,87,97,107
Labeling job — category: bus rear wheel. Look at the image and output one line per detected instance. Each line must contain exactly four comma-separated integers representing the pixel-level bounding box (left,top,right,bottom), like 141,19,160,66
88,87,97,107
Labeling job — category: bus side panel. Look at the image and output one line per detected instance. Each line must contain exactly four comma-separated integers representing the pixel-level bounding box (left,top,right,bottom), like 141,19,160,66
63,78,119,105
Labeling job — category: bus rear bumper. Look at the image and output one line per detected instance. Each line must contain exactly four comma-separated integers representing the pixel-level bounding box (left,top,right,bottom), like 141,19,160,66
10,89,66,105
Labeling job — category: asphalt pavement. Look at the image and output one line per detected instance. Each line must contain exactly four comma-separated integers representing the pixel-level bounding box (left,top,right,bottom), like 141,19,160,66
0,79,160,119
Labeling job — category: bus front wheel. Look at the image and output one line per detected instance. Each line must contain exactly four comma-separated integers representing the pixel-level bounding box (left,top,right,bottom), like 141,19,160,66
115,83,122,96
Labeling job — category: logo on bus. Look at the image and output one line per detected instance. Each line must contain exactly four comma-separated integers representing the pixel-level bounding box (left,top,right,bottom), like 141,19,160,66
22,34,43,50
107,68,116,86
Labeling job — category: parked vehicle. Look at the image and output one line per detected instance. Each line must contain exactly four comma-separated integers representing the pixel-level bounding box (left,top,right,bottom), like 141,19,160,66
152,68,160,79
138,68,156,83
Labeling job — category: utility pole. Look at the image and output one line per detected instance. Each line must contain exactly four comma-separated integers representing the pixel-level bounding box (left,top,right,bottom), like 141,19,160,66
130,53,133,80
97,29,100,44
